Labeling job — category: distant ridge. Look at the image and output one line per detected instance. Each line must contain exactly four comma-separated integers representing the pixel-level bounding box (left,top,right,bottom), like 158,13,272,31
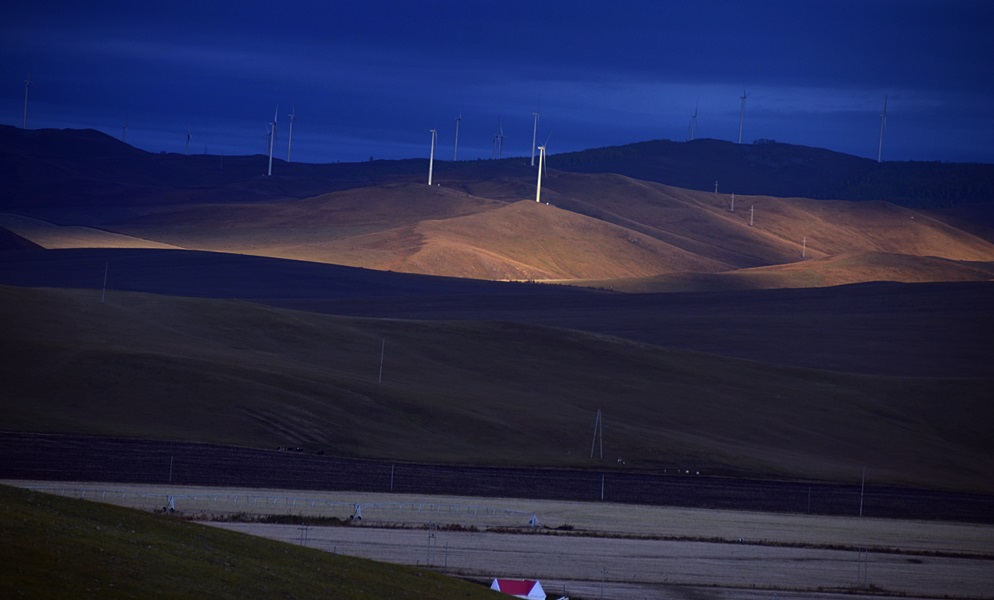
551,138,994,209
3,126,993,213
0,125,427,211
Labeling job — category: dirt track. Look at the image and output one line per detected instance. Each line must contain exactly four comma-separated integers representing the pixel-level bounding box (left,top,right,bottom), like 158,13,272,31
208,522,994,600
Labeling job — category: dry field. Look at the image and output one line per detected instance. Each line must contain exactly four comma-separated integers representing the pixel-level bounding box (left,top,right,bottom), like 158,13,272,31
12,481,994,599
7,169,994,286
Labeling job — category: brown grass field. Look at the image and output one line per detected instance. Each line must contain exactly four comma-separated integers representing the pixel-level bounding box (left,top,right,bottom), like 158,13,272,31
12,481,993,599
2,284,992,494
6,171,994,287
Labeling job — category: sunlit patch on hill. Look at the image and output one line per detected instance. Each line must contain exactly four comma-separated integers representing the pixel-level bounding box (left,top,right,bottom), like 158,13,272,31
0,214,181,250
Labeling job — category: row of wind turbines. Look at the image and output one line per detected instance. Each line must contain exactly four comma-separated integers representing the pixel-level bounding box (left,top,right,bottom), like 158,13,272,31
264,104,296,176
689,88,889,163
18,75,890,169
430,90,891,192
257,92,893,174
426,112,549,202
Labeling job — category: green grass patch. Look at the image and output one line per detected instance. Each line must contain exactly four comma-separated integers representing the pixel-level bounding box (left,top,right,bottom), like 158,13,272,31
0,484,498,600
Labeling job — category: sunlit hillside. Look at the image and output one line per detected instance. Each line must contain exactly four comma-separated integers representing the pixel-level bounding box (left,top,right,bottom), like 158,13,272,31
3,126,994,289
5,173,994,287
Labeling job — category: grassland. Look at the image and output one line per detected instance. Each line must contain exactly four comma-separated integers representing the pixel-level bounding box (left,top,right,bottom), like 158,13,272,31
3,284,992,493
10,482,993,599
0,483,500,600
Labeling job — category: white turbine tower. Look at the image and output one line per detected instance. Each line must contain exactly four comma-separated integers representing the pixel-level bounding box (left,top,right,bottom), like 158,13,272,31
428,128,437,186
689,99,698,141
22,75,36,129
737,87,749,144
493,117,505,159
535,144,547,202
267,104,278,176
122,112,128,143
287,106,295,162
877,95,888,163
453,114,461,161
531,112,540,166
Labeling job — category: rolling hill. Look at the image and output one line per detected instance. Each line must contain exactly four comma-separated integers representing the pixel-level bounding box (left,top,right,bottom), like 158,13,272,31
2,126,993,499
552,137,994,209
2,284,992,493
2,248,991,378
4,161,994,286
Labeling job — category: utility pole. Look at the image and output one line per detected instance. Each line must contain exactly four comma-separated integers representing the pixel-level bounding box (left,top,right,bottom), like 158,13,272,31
590,409,603,459
378,338,385,384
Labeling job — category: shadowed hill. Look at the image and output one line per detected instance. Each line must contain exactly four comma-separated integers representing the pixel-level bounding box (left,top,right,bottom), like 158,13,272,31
0,226,42,250
0,125,428,214
1,247,992,378
551,138,994,209
5,126,993,212
2,284,992,492
591,252,994,293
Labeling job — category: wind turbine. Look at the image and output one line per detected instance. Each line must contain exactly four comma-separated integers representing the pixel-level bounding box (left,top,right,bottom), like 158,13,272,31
23,75,36,129
688,99,699,141
121,112,128,143
286,106,295,162
493,117,505,159
267,104,278,176
535,143,547,202
877,95,887,163
185,127,191,156
737,87,749,144
428,128,437,186
453,114,461,161
531,112,540,166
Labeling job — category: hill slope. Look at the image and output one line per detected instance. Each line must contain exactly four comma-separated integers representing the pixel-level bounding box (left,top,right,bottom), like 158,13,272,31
4,126,994,286
552,138,994,209
2,248,991,377
7,174,993,285
0,484,494,600
2,284,992,492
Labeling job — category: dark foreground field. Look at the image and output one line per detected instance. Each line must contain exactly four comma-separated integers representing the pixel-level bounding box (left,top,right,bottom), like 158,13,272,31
3,247,993,377
3,432,992,524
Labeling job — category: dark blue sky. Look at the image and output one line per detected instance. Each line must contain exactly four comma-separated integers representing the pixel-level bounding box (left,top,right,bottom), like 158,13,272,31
3,0,992,164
